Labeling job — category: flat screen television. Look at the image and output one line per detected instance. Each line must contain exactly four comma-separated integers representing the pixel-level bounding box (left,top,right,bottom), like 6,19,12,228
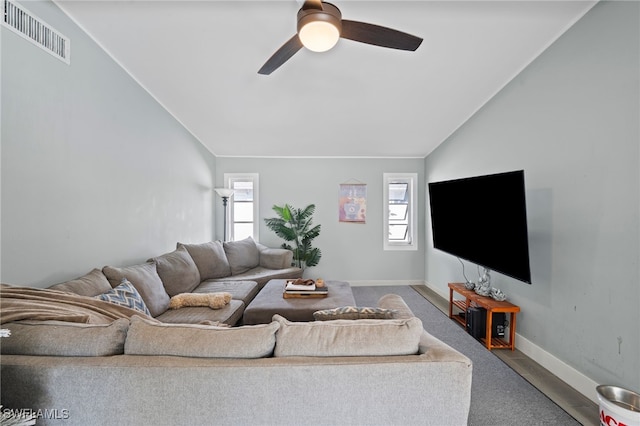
428,170,532,284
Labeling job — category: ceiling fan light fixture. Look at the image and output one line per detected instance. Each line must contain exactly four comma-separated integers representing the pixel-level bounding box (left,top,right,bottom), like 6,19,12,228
299,21,340,52
297,3,342,53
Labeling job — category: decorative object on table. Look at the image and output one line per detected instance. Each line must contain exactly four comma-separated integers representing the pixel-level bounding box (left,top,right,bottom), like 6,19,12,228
214,188,235,241
457,258,475,290
491,288,507,301
339,181,366,223
475,267,492,296
283,279,328,298
475,286,491,297
264,204,322,270
315,278,325,288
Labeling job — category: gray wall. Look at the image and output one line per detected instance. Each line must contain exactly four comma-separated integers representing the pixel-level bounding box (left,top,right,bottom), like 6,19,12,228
1,1,216,287
216,157,425,282
425,1,639,392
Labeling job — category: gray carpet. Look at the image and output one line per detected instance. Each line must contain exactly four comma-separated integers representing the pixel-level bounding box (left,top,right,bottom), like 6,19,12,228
352,285,580,426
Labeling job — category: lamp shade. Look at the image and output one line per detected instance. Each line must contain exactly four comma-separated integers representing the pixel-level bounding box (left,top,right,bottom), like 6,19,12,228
214,188,234,198
299,21,340,52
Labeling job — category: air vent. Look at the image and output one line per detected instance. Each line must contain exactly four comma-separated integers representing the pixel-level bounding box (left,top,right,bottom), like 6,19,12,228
2,0,70,64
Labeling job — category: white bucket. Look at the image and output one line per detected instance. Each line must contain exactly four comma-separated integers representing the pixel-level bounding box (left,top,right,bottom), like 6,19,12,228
597,385,640,426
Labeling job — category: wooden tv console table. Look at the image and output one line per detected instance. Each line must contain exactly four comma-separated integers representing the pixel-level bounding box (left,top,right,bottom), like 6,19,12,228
448,282,520,351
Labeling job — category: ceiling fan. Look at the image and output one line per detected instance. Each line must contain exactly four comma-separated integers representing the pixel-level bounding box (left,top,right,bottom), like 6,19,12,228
258,0,423,75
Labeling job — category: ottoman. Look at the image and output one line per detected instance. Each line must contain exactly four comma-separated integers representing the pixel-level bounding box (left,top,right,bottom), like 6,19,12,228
242,279,355,325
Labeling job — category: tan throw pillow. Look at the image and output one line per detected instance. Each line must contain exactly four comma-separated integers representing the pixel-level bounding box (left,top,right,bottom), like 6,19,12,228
125,315,279,358
102,262,170,317
1,318,129,356
48,268,112,297
168,292,231,310
273,314,423,357
177,241,231,280
149,246,201,296
223,236,260,275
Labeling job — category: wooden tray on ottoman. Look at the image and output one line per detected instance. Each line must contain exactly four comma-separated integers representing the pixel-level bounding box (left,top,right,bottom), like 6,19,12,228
242,279,355,325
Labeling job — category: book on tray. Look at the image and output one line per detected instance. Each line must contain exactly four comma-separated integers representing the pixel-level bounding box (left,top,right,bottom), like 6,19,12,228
284,279,327,294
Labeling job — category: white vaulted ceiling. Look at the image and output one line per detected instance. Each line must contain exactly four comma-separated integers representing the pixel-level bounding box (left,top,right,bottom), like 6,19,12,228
54,0,597,158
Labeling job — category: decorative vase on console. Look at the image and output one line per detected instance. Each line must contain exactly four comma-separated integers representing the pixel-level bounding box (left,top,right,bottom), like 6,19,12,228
475,268,491,296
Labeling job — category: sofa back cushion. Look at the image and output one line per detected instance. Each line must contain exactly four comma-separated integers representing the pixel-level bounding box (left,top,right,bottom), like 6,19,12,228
177,241,231,280
273,314,423,357
149,245,201,296
102,263,170,317
223,236,260,275
125,316,279,358
1,318,129,356
48,268,112,297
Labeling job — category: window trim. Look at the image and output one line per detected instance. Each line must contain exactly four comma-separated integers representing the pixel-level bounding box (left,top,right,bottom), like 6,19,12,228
383,173,418,251
224,173,259,242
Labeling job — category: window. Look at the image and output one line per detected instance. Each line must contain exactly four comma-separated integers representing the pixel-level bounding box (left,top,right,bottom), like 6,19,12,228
383,173,418,250
224,173,259,242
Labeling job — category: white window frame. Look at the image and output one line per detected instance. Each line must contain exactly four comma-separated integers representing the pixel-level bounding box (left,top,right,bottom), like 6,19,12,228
224,173,259,242
383,173,418,251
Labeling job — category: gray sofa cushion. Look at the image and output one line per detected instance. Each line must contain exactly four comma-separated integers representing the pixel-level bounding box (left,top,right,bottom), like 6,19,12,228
178,240,231,280
125,315,279,358
256,244,294,269
102,262,170,317
193,280,260,305
48,268,112,297
154,299,245,326
273,314,423,357
149,245,201,296
223,237,260,275
208,266,303,288
1,318,129,356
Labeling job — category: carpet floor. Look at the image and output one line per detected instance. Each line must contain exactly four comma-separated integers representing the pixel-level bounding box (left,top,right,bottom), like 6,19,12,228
352,285,580,426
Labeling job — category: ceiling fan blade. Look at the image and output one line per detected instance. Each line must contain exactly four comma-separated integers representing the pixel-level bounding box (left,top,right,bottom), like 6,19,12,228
258,34,304,75
340,20,422,51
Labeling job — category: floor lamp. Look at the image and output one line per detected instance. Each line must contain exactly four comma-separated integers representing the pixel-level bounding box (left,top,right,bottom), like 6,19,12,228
214,188,234,241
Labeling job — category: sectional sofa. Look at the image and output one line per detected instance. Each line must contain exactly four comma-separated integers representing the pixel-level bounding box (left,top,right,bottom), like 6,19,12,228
45,236,303,326
1,293,472,425
0,237,473,425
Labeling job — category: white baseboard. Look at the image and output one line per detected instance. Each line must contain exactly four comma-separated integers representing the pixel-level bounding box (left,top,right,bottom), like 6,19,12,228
348,280,424,287
423,282,599,404
516,335,599,404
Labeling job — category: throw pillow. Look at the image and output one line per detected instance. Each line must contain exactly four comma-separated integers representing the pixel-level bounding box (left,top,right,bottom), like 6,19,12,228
48,268,112,297
102,262,170,317
313,306,398,321
1,318,129,356
125,315,279,358
223,236,260,275
95,279,152,316
177,241,231,280
168,292,231,310
149,245,201,296
273,314,423,357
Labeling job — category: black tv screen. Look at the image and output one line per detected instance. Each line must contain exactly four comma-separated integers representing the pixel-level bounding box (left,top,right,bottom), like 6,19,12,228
428,170,532,284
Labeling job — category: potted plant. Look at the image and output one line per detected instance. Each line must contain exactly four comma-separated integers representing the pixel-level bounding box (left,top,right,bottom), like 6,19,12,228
264,204,321,270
